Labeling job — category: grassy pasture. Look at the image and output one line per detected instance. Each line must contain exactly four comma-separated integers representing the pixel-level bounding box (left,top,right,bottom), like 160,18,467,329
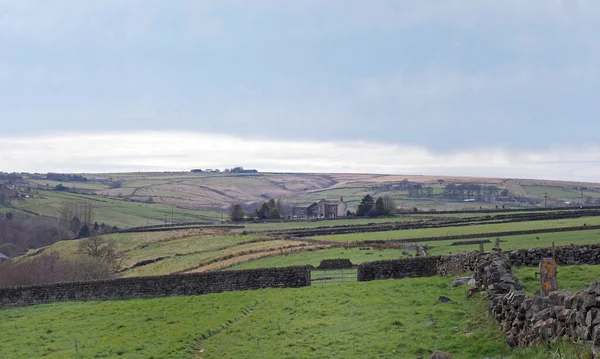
0,277,512,359
11,190,221,228
228,247,410,270
426,229,600,256
513,265,600,296
314,216,600,243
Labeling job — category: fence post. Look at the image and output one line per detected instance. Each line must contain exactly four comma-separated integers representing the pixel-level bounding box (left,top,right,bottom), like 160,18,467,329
341,268,344,284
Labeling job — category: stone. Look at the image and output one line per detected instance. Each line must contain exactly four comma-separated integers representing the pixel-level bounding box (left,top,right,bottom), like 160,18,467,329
438,295,453,303
429,351,453,359
451,277,472,287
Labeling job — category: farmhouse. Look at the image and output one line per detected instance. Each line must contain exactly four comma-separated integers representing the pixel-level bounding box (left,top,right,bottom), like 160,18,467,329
0,253,8,262
292,197,348,219
0,183,21,199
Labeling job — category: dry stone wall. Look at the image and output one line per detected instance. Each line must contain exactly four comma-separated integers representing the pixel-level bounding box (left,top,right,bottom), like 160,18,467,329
474,253,600,347
0,266,311,308
508,244,600,267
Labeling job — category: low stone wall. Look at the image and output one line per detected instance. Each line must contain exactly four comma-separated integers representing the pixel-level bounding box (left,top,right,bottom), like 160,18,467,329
357,252,480,281
508,244,600,267
474,253,600,347
357,256,439,281
0,266,311,308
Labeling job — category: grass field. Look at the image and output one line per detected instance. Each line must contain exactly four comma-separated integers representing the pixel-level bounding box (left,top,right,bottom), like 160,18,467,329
10,190,221,228
228,247,410,270
314,216,600,243
0,277,513,359
513,265,600,296
426,229,600,256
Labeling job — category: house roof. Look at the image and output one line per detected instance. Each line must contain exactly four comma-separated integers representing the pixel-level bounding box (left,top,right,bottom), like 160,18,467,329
0,253,8,259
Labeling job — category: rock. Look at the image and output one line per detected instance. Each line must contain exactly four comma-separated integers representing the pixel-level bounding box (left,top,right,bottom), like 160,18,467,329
438,295,453,303
451,277,472,287
429,351,453,359
467,278,477,288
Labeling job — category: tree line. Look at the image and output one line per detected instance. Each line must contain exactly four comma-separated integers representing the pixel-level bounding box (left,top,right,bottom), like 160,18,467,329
356,194,396,217
230,198,285,221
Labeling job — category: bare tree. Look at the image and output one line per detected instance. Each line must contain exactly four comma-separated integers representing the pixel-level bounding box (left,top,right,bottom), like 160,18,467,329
78,235,124,271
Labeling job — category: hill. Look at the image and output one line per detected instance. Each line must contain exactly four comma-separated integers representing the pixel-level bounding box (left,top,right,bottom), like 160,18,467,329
4,172,600,228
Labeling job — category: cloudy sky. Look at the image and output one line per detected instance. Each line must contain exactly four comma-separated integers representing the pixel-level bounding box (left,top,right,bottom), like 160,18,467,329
1,1,599,180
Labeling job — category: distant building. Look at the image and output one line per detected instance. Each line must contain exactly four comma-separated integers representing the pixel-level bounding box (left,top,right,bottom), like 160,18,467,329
0,253,8,262
230,167,258,174
292,197,348,219
191,169,203,173
0,184,21,198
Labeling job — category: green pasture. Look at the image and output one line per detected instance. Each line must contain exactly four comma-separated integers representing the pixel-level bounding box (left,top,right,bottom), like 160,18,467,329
228,247,411,270
11,190,221,228
0,277,513,359
315,216,600,243
513,265,600,296
426,229,600,256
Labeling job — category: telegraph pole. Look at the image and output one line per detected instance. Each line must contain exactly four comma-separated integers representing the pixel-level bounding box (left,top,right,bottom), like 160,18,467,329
171,205,174,226
544,193,548,208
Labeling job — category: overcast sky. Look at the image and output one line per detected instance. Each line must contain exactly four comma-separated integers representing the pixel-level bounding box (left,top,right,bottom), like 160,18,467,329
1,1,600,180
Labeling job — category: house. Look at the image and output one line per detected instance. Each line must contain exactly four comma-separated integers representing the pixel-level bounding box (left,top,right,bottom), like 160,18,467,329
0,183,21,198
0,253,8,262
292,197,348,219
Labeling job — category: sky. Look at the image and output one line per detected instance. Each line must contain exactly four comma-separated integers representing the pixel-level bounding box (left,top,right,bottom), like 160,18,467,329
1,1,600,181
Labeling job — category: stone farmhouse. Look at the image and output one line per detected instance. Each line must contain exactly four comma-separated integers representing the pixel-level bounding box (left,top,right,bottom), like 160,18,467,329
292,197,348,219
0,183,22,199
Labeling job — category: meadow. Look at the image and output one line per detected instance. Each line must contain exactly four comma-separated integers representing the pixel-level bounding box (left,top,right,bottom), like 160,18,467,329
11,190,221,228
314,216,600,242
0,276,513,359
513,264,600,296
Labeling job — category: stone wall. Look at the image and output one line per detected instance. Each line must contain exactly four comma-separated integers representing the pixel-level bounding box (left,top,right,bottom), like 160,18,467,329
474,253,600,347
357,256,439,281
357,252,480,281
508,244,600,267
0,266,311,308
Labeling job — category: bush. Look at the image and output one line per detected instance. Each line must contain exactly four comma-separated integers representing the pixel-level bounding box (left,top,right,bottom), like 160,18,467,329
0,252,116,288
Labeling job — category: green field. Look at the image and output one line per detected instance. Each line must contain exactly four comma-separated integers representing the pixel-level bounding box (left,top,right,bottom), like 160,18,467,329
315,216,600,242
228,247,410,270
10,190,221,228
426,229,600,256
0,277,514,359
513,265,600,296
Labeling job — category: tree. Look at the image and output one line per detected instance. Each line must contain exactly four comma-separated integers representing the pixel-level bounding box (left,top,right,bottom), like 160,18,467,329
230,204,245,222
270,208,280,219
375,197,385,216
381,195,396,215
356,194,375,216
77,236,124,271
258,202,271,219
78,224,90,238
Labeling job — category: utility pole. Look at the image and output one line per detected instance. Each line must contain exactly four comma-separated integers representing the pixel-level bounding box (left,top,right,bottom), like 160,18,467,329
544,193,548,208
171,205,174,226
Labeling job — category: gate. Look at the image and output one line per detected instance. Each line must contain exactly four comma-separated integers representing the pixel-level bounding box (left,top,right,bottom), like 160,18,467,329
311,268,357,285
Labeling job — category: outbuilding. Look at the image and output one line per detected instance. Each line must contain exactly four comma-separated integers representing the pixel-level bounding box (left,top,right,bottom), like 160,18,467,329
0,252,8,262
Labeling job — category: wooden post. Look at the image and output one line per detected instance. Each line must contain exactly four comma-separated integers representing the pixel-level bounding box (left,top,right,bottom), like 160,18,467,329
479,242,484,253
552,242,556,261
539,258,558,296
495,237,500,249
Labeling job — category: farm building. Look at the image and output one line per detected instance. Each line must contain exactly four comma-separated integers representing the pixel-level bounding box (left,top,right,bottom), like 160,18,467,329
292,197,348,219
0,253,8,262
0,183,22,199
